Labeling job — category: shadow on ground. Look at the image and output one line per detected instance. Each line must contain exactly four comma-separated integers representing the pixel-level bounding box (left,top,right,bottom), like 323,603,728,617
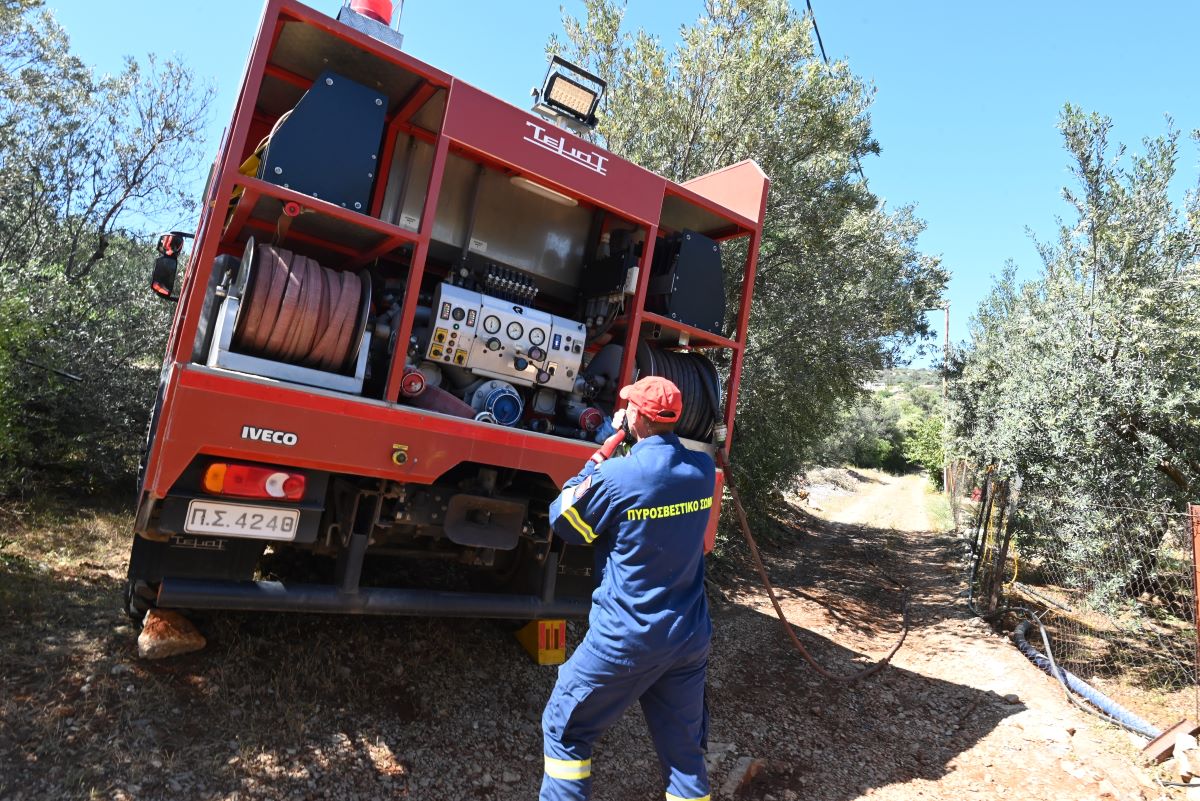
704,602,1020,800
1,501,1021,801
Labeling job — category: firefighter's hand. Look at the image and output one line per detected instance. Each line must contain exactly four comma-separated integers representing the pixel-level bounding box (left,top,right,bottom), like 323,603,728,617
589,430,626,465
612,407,629,432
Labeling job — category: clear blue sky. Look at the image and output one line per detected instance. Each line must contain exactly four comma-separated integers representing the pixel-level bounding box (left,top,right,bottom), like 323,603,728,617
45,0,1200,365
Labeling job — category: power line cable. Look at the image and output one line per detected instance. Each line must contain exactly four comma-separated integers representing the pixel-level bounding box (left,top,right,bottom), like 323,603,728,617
804,0,830,63
804,0,868,186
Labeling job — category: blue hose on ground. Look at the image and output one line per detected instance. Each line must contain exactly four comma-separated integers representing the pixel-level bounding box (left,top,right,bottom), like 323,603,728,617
1012,620,1161,740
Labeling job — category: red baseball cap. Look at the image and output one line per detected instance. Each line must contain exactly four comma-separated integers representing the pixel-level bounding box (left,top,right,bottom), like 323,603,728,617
619,376,683,422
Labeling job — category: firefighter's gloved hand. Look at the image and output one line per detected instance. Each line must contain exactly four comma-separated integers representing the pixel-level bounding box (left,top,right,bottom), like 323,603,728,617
589,429,626,465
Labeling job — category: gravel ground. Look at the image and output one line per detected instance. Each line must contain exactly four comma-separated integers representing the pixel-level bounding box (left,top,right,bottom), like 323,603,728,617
0,476,1173,800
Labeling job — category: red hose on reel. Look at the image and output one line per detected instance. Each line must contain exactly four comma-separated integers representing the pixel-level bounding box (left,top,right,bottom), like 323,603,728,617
232,244,367,373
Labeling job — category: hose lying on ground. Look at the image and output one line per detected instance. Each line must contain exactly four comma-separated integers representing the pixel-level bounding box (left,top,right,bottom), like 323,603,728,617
716,449,910,683
1012,620,1160,740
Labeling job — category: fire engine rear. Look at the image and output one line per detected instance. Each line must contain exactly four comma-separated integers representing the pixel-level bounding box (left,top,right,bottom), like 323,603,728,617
127,0,768,622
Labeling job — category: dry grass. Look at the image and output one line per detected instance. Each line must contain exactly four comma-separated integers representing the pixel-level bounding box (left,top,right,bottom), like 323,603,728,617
0,503,132,644
0,503,516,800
923,485,954,533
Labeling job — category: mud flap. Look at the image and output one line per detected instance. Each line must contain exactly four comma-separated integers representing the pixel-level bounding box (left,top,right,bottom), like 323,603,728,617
127,532,266,585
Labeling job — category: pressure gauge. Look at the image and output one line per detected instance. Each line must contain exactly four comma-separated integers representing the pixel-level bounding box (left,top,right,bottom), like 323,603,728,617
506,321,524,339
529,327,546,346
482,315,501,334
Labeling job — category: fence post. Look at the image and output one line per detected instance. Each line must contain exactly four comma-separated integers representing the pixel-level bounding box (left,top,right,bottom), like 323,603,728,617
1191,504,1200,721
986,480,1011,614
973,478,993,556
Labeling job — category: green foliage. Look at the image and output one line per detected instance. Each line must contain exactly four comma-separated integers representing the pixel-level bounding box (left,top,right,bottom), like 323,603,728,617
949,106,1200,600
813,393,901,471
902,414,943,485
813,369,944,478
0,240,173,496
0,1,209,497
552,0,947,516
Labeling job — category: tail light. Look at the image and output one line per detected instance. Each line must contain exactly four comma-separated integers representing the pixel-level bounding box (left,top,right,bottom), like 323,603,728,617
203,463,306,501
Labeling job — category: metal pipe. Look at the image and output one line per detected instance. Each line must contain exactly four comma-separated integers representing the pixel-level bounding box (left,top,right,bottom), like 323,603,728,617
158,577,590,619
942,301,949,491
1191,504,1200,724
1012,621,1160,739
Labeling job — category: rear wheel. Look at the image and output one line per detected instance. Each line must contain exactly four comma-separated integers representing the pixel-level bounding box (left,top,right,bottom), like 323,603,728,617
135,380,167,501
489,536,548,596
123,579,158,624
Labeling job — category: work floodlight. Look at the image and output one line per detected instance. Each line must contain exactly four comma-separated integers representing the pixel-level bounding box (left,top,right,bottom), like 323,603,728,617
532,55,606,133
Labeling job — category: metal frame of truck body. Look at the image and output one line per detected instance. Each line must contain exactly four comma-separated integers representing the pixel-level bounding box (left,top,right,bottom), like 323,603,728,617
134,0,768,613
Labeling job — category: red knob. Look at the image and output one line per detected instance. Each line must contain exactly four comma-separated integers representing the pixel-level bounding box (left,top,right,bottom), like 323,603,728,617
400,370,426,397
578,407,603,433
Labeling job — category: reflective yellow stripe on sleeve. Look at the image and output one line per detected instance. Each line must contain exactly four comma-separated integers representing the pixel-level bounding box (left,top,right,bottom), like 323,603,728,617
561,505,597,543
665,794,710,801
544,755,592,780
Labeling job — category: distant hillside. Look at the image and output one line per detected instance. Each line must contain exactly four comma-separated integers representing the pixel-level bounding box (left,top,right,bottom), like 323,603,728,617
876,368,940,389
812,368,943,481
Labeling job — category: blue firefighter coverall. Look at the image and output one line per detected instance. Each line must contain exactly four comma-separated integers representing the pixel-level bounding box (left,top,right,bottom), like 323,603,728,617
541,432,716,801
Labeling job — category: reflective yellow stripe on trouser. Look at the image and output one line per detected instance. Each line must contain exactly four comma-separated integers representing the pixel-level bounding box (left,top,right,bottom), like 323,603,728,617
665,794,711,801
544,756,591,781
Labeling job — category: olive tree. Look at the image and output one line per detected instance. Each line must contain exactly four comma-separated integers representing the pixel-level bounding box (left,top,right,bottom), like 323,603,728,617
552,0,947,518
0,0,210,496
948,107,1200,601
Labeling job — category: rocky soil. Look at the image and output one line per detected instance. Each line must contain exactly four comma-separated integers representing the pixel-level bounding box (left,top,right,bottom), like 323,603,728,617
0,474,1175,799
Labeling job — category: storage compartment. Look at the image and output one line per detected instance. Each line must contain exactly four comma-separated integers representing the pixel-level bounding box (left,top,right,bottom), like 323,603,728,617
201,240,373,395
382,142,593,300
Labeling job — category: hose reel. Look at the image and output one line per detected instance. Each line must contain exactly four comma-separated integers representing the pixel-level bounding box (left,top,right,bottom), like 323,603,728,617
635,342,722,442
231,241,371,374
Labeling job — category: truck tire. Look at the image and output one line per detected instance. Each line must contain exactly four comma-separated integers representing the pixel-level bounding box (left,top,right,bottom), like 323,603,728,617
123,579,157,624
135,379,167,502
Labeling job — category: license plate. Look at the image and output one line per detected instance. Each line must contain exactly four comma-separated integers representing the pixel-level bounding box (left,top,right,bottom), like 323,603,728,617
184,500,300,541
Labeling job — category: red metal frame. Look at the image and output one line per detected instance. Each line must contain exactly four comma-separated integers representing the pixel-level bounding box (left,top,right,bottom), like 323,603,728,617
384,133,449,402
141,0,769,544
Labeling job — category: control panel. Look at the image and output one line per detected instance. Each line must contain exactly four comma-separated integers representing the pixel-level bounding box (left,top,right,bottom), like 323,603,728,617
426,283,585,393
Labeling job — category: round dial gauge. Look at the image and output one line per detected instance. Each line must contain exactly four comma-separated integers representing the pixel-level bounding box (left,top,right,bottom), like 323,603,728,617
506,321,524,339
529,327,546,346
482,315,501,334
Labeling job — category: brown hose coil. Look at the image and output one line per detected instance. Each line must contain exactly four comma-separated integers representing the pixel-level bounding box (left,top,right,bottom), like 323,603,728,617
232,244,364,373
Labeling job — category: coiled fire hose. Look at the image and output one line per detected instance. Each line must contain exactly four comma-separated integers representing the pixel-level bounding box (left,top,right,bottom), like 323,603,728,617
636,343,721,441
232,244,366,372
715,448,911,683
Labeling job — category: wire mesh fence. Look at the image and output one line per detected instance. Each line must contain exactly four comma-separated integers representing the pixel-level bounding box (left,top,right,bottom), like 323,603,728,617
950,464,1198,732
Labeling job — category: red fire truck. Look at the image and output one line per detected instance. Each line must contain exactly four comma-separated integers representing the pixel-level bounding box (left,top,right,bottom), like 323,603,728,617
128,0,768,625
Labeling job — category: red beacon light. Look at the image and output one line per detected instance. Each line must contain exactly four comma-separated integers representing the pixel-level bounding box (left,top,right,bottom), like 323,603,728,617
203,463,306,501
349,0,394,25
338,0,403,48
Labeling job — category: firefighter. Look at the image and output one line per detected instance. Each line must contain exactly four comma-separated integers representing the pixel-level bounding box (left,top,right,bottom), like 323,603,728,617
540,375,716,801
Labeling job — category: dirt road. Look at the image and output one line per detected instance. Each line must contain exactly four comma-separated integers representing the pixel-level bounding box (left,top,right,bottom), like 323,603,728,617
770,471,1161,800
0,474,1167,800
